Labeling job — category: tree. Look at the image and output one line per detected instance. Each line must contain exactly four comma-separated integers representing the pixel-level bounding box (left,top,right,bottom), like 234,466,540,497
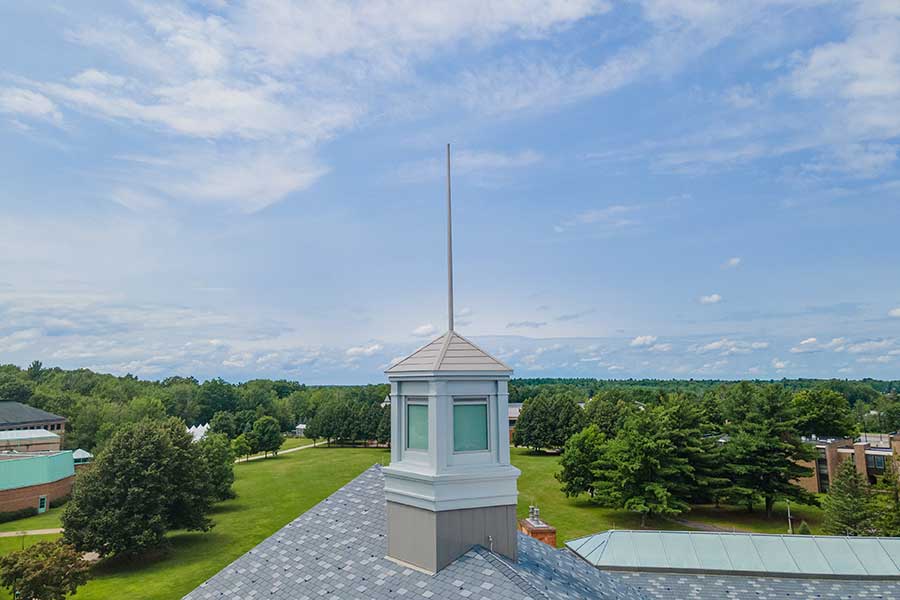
62,418,214,558
591,408,689,526
822,459,876,536
0,541,90,600
198,378,239,424
231,434,252,461
556,425,605,498
723,385,818,517
26,360,44,381
797,521,812,535
513,391,584,452
251,416,282,457
376,405,391,446
197,433,236,501
792,389,856,438
873,458,900,536
583,390,632,438
209,411,238,438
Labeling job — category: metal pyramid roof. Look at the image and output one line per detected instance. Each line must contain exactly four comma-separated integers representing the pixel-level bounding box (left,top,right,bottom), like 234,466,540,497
386,331,511,374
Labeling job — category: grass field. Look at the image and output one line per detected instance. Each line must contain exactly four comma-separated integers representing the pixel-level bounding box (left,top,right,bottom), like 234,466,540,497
0,446,388,600
0,506,64,533
511,448,825,544
0,445,829,598
239,436,314,460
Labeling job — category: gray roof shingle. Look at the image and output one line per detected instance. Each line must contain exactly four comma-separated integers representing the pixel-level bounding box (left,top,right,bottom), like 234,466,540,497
0,402,65,425
183,465,642,600
184,465,900,600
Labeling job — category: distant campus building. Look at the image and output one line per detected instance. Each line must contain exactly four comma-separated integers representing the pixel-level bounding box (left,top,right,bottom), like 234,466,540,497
0,402,86,514
0,402,66,440
799,433,900,493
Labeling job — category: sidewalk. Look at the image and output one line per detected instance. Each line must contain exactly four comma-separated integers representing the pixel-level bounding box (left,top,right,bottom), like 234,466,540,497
236,440,321,463
0,528,63,538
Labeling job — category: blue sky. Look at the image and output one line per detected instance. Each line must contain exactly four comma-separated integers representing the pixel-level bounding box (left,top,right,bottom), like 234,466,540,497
1,1,899,384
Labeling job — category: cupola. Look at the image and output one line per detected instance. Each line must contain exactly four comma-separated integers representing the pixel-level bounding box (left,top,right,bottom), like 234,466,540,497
382,145,520,573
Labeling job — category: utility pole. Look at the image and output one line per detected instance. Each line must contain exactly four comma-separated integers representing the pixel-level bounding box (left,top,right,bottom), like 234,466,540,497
786,499,793,534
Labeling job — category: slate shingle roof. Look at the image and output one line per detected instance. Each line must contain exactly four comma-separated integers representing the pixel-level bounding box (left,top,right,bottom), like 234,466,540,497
184,464,900,600
0,402,65,425
183,465,642,600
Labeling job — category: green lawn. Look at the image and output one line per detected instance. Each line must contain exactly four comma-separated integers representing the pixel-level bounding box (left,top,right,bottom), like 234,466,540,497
0,506,63,533
0,446,387,600
511,447,825,545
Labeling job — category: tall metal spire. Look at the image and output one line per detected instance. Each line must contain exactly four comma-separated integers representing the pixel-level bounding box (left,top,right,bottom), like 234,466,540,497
446,143,455,332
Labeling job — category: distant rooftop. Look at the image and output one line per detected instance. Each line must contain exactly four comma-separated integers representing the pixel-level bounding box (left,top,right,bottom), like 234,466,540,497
0,428,59,441
386,331,511,374
0,402,65,426
566,530,900,579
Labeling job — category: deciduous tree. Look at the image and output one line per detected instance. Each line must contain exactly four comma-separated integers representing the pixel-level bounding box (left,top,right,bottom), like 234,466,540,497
0,541,90,600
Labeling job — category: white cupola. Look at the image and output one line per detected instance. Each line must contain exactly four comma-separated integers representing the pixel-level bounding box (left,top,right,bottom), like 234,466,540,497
382,146,520,573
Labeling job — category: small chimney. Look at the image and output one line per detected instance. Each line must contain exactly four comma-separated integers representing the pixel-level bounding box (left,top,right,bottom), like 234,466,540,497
518,505,557,547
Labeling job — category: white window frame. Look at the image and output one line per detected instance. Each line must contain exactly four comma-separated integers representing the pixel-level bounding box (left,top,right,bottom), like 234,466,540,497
451,397,491,455
405,397,429,453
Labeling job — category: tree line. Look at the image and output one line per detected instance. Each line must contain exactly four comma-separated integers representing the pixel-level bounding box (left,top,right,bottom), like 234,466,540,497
515,382,873,524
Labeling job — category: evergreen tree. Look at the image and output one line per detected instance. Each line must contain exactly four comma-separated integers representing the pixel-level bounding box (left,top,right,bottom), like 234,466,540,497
583,390,632,438
873,458,900,536
797,520,812,535
556,425,605,498
822,459,876,536
723,385,817,516
591,407,690,526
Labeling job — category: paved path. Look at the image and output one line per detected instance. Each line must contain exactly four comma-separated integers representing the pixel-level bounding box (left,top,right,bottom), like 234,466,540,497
0,527,63,538
669,517,751,532
237,440,321,463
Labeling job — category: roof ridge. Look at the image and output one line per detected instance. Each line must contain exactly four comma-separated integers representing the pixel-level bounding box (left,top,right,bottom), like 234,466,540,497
448,331,512,370
432,331,454,370
387,332,448,370
473,546,552,600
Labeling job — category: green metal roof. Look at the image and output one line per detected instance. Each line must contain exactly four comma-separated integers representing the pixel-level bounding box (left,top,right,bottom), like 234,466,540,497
566,530,900,579
0,451,74,491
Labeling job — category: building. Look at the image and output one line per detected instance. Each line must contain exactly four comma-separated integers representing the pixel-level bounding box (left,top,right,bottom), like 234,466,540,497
0,450,75,513
0,402,66,442
0,428,62,452
72,448,93,469
798,433,900,493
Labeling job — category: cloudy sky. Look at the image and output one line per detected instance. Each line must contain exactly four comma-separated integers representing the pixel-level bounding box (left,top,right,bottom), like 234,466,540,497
1,1,899,383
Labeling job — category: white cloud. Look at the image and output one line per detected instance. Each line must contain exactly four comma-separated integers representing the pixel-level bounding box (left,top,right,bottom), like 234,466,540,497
649,343,672,352
555,205,640,234
790,337,820,353
724,257,742,268
71,69,128,88
772,358,788,371
845,339,893,354
0,88,63,124
411,323,437,337
694,338,768,356
346,343,383,357
630,335,658,347
889,308,900,318
396,149,542,183
699,293,722,304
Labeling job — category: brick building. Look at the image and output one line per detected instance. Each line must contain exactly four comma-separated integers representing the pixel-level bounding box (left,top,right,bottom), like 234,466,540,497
0,451,75,513
0,402,66,444
798,433,900,493
0,428,62,452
